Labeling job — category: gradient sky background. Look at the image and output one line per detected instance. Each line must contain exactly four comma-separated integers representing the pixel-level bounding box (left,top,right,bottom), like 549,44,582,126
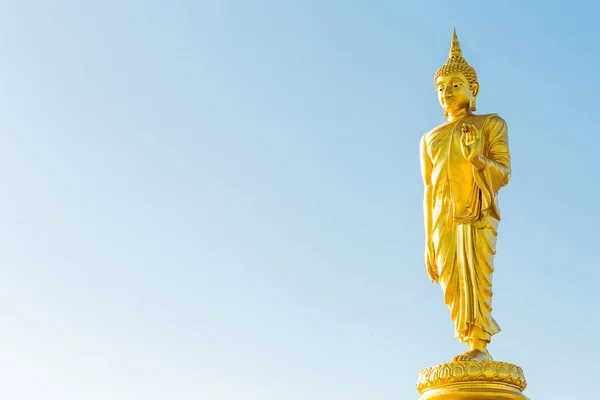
0,1,598,399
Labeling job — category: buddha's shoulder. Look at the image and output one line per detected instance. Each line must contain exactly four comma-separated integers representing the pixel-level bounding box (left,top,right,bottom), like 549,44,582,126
469,113,505,126
473,113,504,122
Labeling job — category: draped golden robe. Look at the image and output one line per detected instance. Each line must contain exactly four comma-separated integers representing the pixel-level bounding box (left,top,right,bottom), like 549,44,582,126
420,113,511,344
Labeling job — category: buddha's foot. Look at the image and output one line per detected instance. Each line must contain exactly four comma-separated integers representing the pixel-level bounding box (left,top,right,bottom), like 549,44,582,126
452,349,493,362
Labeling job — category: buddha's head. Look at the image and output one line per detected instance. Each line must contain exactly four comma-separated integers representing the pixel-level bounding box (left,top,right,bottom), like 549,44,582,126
434,29,479,118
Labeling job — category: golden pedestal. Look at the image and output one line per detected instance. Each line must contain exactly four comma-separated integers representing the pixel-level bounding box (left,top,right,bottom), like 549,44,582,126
416,361,527,399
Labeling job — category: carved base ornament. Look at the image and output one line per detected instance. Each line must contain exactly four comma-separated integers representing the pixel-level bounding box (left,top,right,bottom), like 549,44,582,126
417,29,528,398
417,361,527,399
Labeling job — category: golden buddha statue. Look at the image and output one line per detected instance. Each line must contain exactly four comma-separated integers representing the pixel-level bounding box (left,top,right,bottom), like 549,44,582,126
419,29,511,363
416,30,528,400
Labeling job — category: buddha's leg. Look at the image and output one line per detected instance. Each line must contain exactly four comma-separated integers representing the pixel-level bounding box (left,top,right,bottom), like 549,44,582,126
453,220,495,362
467,325,490,349
454,324,493,361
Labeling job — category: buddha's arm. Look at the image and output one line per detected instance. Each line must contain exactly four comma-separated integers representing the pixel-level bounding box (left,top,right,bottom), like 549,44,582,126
424,186,433,245
420,136,437,281
420,136,433,244
483,116,511,191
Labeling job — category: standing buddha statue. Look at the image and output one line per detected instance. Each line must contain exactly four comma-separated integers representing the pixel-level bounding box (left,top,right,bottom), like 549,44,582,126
419,29,511,362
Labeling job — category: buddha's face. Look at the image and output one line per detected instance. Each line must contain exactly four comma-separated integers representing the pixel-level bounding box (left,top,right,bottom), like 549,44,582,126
435,72,478,117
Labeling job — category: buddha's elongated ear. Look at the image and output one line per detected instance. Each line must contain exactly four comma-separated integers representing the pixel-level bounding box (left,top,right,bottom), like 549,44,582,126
469,97,477,112
469,82,479,112
471,81,480,97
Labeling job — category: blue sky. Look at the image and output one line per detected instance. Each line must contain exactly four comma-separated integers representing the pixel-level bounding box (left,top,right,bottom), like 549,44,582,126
0,1,598,399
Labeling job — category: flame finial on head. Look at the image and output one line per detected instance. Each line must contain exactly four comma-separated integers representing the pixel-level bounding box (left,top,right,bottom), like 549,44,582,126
434,28,477,86
449,28,462,58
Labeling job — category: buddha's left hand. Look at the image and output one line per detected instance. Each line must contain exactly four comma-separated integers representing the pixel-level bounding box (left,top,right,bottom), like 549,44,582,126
460,123,486,170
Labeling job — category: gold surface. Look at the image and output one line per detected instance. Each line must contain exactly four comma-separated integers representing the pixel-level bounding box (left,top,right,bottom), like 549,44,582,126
417,361,527,399
420,385,527,400
420,29,511,362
